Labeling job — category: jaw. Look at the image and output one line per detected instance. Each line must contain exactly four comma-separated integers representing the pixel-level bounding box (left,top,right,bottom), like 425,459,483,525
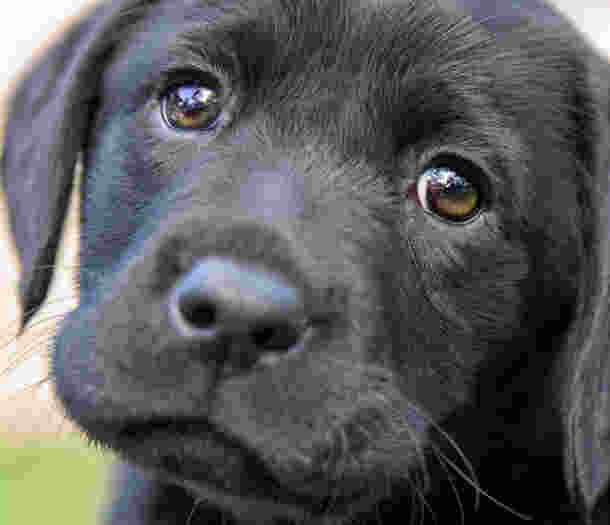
87,414,415,523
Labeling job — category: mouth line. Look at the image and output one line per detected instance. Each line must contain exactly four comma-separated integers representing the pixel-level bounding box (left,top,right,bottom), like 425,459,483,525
107,417,367,512
117,417,215,440
108,417,277,495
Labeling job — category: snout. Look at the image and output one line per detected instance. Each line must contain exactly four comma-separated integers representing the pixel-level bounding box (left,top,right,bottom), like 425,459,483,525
52,154,400,513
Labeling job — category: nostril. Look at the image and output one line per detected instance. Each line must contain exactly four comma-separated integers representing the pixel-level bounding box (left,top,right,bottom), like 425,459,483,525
250,322,303,351
168,256,309,371
179,294,217,329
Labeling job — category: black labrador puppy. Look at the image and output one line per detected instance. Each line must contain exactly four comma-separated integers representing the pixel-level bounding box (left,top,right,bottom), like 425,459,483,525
3,0,610,523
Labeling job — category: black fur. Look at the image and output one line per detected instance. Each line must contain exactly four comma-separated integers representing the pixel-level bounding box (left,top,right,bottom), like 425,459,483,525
3,1,610,523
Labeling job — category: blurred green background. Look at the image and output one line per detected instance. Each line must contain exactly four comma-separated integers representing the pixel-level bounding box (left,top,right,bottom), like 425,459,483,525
0,433,113,525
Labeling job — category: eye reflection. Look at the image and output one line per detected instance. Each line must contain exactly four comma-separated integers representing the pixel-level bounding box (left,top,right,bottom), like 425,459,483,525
411,162,482,222
162,83,223,130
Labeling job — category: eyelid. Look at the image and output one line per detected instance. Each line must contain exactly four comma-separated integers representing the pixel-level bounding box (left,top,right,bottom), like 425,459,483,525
158,66,227,98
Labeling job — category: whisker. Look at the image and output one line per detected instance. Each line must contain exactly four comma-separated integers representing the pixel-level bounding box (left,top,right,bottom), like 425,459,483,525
1,375,51,401
0,314,69,376
403,399,480,504
428,440,466,525
0,293,78,342
435,444,532,521
186,497,203,525
405,475,433,525
404,399,532,520
11,332,55,362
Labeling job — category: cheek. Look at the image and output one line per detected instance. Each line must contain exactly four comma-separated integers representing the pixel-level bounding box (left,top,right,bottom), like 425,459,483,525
82,117,171,286
407,211,530,337
384,223,531,417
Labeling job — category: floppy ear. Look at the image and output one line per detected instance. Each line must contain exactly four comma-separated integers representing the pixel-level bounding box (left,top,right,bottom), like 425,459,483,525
565,52,610,523
1,1,150,328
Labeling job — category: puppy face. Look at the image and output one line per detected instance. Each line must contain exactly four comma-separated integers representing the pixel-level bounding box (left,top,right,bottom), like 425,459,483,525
3,0,610,523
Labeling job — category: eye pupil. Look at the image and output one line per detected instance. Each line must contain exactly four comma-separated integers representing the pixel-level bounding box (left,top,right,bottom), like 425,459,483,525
162,81,223,130
414,159,484,222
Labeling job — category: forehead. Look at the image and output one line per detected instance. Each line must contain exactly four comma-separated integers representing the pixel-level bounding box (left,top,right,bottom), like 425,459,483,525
124,0,478,66
112,0,565,77
111,0,494,104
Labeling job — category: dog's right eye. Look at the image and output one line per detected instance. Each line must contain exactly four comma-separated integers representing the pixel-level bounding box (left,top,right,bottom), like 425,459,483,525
161,80,223,131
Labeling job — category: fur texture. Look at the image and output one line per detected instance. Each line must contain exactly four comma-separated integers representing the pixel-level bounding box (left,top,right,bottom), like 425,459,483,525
3,1,610,523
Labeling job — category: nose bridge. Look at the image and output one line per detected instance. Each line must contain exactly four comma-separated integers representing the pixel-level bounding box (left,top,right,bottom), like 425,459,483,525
238,162,308,222
140,149,360,378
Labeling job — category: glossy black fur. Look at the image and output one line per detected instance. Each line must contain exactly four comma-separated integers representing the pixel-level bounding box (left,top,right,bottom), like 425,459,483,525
3,1,610,523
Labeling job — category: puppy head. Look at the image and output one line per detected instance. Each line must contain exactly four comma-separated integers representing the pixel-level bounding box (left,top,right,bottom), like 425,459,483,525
3,0,610,522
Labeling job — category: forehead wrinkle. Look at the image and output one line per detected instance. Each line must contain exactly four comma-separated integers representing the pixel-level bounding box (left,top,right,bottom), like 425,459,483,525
131,0,477,90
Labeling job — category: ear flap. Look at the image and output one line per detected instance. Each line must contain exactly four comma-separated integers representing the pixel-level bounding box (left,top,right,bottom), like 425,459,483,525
1,1,150,328
565,55,610,523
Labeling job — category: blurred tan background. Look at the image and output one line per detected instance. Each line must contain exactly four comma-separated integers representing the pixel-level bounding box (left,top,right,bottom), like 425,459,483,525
0,1,609,437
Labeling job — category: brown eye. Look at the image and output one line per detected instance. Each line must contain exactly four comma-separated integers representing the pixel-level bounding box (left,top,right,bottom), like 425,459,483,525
162,81,223,131
411,157,484,222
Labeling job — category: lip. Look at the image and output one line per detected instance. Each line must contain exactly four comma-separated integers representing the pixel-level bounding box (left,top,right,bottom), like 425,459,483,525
108,417,279,497
101,417,373,514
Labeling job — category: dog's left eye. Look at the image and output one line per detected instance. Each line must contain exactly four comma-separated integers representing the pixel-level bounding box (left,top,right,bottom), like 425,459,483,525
161,80,223,131
409,156,486,223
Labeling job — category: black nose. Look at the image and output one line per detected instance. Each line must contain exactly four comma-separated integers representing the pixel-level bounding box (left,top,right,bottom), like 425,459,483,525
168,257,307,370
